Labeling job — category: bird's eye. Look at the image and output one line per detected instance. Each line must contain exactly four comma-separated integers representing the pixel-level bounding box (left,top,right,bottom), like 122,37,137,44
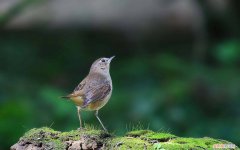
101,59,106,62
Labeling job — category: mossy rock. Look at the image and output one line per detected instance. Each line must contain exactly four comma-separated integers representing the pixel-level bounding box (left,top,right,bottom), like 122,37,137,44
11,127,238,150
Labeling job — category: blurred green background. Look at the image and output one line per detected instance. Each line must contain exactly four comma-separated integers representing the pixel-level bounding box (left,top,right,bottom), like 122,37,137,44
0,0,240,149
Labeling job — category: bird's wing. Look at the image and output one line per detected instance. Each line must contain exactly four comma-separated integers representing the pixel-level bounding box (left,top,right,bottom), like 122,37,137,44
61,77,87,98
82,82,111,107
73,77,87,94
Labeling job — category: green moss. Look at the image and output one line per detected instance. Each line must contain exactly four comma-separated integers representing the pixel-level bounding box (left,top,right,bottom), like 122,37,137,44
124,130,178,149
21,127,64,149
127,130,176,142
21,127,109,149
143,132,177,141
59,130,81,141
47,140,65,149
126,130,154,137
161,137,236,150
107,137,152,150
22,127,60,141
125,130,237,150
16,127,238,150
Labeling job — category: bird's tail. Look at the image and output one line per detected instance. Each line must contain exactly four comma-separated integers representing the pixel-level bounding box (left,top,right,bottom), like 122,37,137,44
60,95,71,99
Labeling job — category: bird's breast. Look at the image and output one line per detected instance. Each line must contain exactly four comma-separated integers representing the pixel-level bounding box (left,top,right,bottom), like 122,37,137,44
70,92,112,111
87,92,112,110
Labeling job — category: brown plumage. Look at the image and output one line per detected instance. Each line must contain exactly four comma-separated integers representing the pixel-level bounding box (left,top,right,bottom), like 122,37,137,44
61,56,114,131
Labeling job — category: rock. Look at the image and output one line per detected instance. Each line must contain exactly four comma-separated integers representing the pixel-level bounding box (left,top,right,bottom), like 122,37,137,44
11,127,238,150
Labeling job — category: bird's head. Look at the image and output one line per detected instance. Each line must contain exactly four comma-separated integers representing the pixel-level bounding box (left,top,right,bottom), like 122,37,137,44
90,56,115,74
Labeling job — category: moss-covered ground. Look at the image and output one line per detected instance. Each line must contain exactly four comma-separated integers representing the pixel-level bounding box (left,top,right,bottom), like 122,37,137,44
12,127,238,150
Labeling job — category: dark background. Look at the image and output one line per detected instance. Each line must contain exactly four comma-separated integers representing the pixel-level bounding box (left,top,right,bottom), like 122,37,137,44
0,0,240,149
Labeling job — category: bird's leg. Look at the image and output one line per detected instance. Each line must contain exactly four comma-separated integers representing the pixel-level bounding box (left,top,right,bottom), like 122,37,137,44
77,106,82,130
95,110,107,132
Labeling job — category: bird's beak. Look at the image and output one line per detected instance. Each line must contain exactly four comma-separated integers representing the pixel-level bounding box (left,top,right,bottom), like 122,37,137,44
108,56,115,62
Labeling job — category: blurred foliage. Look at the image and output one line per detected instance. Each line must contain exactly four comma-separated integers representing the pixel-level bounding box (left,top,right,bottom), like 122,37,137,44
0,32,240,149
215,40,240,65
0,1,240,149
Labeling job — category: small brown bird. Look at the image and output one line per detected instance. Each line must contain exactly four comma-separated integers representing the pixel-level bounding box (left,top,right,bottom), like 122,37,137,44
62,56,114,131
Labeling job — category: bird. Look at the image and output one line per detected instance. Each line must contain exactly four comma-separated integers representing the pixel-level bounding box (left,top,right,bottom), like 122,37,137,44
61,56,115,132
